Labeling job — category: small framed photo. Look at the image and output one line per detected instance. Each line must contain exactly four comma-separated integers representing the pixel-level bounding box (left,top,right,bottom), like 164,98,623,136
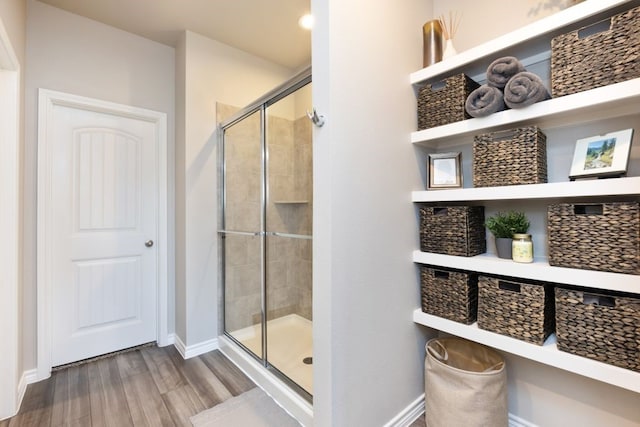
569,129,634,180
428,152,462,189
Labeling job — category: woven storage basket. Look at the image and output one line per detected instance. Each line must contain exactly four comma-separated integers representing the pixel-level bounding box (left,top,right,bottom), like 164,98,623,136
477,275,555,345
473,126,547,187
555,287,640,372
548,202,640,274
417,74,480,130
420,266,478,324
551,5,640,97
419,206,486,257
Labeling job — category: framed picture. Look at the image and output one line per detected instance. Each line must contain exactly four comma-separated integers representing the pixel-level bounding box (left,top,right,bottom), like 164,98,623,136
428,152,462,189
569,129,634,180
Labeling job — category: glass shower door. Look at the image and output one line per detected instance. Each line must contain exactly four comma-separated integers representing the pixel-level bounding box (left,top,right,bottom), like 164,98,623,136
265,83,313,395
220,71,313,400
221,109,264,359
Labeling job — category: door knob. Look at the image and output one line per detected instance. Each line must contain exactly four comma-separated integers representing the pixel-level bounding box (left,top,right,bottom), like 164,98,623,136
145,240,154,248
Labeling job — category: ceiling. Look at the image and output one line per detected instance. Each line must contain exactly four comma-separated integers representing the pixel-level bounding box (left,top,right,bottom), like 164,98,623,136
37,0,312,69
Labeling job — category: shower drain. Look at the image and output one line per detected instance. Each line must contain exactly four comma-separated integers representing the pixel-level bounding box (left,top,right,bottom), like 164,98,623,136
302,356,313,365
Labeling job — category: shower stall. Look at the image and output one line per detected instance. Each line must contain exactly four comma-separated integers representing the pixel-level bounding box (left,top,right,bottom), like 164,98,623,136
218,69,313,401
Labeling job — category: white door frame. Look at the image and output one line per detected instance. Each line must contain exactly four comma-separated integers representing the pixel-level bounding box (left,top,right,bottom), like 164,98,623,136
0,15,21,421
37,89,169,380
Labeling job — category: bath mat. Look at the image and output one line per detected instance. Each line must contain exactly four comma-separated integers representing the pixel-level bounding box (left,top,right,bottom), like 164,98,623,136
190,387,301,427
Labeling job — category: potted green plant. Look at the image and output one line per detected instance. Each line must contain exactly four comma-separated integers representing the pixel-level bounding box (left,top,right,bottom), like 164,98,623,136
485,210,530,259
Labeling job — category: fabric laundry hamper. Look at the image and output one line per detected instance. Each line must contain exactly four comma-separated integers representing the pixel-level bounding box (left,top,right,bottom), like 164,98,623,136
424,337,507,427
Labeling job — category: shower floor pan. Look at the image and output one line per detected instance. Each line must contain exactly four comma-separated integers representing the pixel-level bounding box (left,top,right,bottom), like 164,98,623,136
230,313,313,395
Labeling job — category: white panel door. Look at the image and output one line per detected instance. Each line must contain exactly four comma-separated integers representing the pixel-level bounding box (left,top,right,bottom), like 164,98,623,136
49,104,158,367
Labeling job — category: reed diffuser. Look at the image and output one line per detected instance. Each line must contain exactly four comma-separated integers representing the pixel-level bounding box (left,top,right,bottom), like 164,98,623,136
438,11,462,59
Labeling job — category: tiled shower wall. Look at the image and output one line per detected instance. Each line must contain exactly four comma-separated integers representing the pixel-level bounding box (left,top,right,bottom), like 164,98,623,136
218,104,262,334
218,102,313,333
266,114,313,322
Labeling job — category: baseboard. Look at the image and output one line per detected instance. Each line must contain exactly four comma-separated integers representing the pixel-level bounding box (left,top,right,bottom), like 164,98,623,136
509,413,539,427
21,368,38,386
0,369,33,421
158,332,175,347
387,395,538,427
13,369,38,418
164,333,176,346
383,393,425,427
173,335,219,359
173,335,186,358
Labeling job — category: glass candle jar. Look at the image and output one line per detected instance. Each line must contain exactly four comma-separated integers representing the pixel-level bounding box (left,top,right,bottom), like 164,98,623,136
512,234,533,263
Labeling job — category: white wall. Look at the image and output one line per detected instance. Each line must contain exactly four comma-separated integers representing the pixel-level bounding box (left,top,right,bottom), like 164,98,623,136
175,33,187,342
0,0,25,420
174,30,293,346
294,84,312,120
24,0,175,369
312,0,435,425
433,0,576,53
0,0,26,61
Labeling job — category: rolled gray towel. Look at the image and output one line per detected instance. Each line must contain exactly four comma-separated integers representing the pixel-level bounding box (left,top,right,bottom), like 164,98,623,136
486,56,526,89
504,71,550,109
465,85,505,117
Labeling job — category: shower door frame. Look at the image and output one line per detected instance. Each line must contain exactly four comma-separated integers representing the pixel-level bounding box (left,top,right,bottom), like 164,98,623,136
218,67,312,401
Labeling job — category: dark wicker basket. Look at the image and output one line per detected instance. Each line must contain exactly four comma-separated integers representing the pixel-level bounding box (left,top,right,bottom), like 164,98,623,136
551,5,640,97
417,74,480,130
473,126,547,187
548,202,640,274
419,206,486,257
555,287,640,372
420,266,478,324
477,275,555,345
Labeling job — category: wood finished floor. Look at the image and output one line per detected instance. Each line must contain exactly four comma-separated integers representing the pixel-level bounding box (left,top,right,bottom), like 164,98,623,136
1,345,256,427
2,345,430,427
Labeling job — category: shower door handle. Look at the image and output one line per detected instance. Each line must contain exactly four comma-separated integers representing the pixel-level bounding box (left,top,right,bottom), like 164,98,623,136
268,231,312,240
218,230,263,236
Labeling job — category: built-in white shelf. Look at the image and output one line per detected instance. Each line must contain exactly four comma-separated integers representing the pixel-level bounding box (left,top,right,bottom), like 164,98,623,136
413,251,640,294
411,78,640,147
412,176,640,202
410,0,634,85
413,310,640,393
410,0,640,396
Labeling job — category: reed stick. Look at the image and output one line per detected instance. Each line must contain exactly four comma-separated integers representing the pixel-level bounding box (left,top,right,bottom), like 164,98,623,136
438,11,462,41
